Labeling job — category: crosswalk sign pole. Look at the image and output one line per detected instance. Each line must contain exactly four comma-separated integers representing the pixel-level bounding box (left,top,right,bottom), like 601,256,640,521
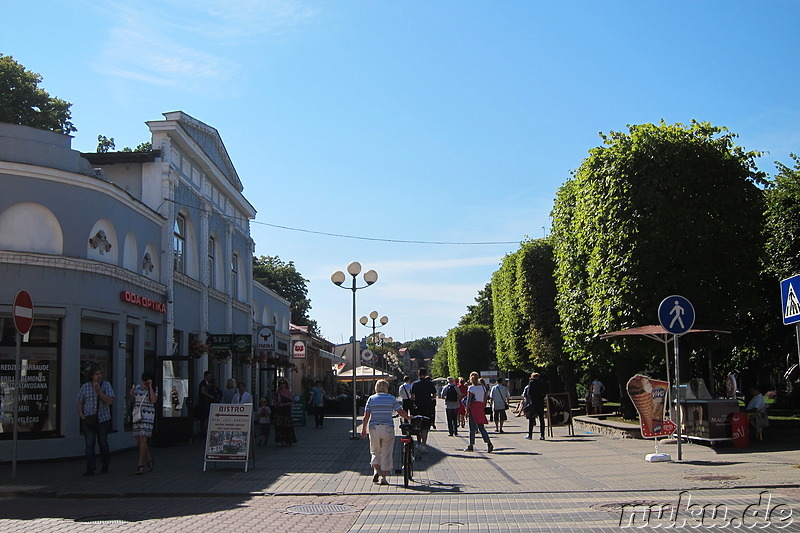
674,334,682,461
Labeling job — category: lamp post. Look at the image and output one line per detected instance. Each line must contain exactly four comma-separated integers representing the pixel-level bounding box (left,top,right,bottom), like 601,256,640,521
360,311,388,381
332,262,378,439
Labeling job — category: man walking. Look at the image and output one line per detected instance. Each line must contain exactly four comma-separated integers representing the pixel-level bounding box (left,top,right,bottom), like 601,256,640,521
410,367,437,451
440,376,460,436
308,380,325,428
490,377,511,433
77,365,115,475
398,375,414,413
590,377,605,415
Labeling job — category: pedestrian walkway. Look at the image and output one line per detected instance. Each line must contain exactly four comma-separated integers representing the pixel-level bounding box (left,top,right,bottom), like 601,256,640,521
1,402,797,497
1,401,798,531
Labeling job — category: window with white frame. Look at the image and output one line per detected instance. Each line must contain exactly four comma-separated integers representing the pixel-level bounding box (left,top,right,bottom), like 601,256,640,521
208,236,216,289
173,215,185,272
231,252,239,299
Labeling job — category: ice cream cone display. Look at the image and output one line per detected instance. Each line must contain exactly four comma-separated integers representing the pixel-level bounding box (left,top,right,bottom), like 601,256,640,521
627,374,655,435
627,374,674,438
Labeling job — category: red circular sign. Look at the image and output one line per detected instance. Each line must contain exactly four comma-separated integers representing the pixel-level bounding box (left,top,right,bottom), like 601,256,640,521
13,290,34,335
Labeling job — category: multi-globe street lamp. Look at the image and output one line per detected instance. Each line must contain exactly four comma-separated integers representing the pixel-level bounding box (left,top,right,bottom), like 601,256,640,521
331,262,378,439
360,311,388,381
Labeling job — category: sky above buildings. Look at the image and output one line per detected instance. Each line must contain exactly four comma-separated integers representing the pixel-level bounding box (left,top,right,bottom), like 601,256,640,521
6,1,800,343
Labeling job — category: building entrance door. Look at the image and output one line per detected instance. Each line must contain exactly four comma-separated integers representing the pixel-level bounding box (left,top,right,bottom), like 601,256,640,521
156,356,194,444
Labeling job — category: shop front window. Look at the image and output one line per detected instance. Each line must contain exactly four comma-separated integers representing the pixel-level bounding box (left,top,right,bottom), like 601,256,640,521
0,317,61,437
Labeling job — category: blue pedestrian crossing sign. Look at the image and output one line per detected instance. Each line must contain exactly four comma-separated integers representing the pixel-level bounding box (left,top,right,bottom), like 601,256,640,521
780,275,800,325
658,295,695,336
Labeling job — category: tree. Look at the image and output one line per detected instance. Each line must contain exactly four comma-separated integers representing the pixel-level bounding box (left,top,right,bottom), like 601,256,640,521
459,283,493,328
404,337,444,353
551,121,766,412
492,239,562,371
0,54,76,134
97,135,115,153
444,325,493,379
764,154,800,281
252,255,318,333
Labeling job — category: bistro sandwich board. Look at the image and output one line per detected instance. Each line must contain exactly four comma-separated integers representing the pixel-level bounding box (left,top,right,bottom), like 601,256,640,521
203,403,253,472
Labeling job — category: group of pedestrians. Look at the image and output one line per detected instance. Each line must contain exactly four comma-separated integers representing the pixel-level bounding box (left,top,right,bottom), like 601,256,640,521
77,365,159,476
360,368,560,485
77,364,312,476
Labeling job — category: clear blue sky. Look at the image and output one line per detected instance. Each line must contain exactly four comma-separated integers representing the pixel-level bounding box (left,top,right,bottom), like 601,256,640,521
7,1,800,343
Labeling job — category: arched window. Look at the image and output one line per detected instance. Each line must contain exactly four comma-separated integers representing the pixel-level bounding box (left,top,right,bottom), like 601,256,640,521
173,215,186,272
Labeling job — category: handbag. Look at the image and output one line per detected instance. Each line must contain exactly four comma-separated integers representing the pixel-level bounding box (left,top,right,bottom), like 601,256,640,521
132,393,145,423
84,392,100,429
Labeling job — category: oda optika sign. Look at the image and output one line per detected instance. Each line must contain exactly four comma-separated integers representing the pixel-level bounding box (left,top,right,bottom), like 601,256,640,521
119,291,166,313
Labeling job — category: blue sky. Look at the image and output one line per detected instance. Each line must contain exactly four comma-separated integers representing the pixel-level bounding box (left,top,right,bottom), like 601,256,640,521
6,1,800,343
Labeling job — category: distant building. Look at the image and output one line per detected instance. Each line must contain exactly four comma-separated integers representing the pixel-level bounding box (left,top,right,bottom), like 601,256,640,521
399,348,435,375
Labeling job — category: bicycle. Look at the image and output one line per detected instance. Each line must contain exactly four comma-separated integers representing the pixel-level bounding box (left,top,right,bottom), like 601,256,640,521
398,415,429,488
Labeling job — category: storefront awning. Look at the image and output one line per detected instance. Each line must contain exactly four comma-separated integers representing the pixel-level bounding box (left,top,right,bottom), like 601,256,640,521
336,365,391,381
318,349,344,362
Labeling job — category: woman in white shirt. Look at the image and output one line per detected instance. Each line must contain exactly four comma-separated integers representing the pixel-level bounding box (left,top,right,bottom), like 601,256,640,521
464,372,493,453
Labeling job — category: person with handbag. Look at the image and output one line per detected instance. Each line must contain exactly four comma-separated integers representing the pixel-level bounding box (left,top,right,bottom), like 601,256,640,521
523,372,546,440
77,365,115,476
130,371,158,475
464,372,493,453
490,377,511,433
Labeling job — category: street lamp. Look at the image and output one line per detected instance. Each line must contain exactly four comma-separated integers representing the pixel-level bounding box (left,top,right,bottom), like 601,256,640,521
331,262,378,439
360,311,388,383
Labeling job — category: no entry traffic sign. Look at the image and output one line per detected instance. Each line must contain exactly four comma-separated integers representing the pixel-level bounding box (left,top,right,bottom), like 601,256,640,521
13,290,34,335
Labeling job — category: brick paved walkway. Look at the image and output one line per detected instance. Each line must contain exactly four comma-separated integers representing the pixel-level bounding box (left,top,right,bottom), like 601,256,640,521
1,402,798,531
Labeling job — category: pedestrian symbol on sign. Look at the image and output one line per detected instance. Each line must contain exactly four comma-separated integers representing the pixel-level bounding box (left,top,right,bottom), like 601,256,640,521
785,284,800,321
669,300,686,330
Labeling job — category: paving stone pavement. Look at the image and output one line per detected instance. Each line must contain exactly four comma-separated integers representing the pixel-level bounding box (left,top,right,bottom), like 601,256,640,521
1,402,798,531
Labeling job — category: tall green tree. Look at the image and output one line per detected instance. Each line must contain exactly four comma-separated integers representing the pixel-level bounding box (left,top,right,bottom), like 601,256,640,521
764,154,800,281
430,342,449,378
252,255,318,333
0,54,76,134
551,121,766,408
492,239,562,371
444,325,493,379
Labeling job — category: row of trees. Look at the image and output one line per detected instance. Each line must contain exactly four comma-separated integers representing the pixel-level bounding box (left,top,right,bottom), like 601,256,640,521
434,121,800,410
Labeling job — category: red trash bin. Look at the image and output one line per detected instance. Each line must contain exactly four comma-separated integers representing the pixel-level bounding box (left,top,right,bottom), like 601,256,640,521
731,412,749,448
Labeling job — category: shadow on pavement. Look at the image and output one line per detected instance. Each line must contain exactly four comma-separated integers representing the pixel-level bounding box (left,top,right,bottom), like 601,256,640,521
0,496,254,521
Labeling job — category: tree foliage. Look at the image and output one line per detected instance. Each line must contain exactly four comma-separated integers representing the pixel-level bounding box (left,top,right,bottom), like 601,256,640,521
430,342,449,378
492,239,563,373
443,324,493,379
404,337,444,353
551,121,765,377
0,54,76,134
252,255,317,333
764,154,800,281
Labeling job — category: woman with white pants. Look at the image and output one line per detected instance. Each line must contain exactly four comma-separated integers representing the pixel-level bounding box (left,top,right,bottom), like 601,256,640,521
361,380,411,485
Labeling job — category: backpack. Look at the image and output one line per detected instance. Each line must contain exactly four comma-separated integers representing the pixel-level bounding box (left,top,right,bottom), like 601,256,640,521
445,384,459,402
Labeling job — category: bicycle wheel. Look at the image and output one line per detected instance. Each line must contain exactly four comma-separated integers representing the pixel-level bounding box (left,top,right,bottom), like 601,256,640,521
403,441,413,487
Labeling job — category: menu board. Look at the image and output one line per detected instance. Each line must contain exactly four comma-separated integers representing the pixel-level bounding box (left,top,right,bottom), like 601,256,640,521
204,403,252,471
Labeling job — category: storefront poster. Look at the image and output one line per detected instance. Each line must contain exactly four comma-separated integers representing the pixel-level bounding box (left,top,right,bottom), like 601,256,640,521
204,403,252,468
626,374,677,438
0,347,58,435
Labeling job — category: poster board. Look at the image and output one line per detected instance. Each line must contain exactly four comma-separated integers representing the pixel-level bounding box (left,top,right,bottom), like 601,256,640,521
291,394,306,426
626,374,677,438
203,403,253,472
545,393,574,438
